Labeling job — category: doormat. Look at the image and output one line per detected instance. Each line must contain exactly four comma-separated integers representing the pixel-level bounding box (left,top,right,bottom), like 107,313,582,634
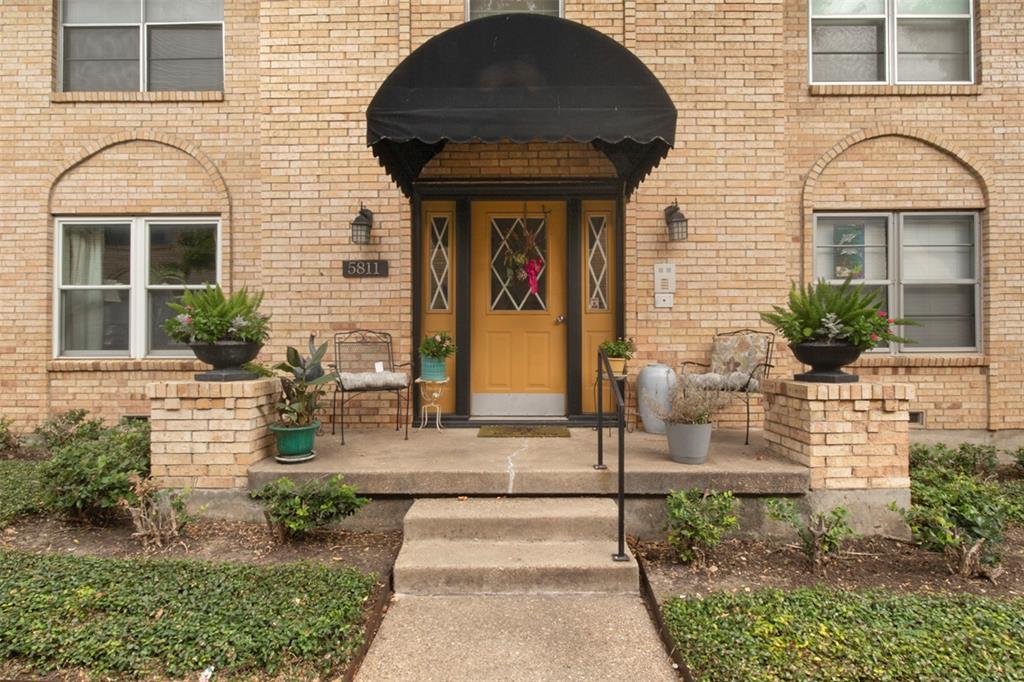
477,425,571,438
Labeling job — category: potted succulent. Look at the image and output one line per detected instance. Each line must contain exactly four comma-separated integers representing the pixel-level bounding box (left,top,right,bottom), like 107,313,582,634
163,285,270,381
655,375,733,465
270,335,337,463
419,331,456,381
599,337,636,375
761,279,913,383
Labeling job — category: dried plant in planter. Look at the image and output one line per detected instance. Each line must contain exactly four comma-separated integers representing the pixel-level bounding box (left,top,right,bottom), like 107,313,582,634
120,475,193,549
658,374,734,425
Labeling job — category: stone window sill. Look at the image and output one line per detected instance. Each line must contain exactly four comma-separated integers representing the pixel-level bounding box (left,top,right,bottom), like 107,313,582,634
808,84,980,97
48,359,204,373
852,355,988,369
50,91,224,104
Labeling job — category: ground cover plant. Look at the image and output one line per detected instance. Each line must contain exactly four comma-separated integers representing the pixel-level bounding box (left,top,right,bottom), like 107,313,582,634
665,488,738,566
250,475,368,540
663,588,1024,682
0,550,376,679
0,461,45,527
765,499,854,575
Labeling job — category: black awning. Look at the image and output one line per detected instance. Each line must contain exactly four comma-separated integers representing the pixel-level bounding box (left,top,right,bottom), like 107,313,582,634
367,14,677,197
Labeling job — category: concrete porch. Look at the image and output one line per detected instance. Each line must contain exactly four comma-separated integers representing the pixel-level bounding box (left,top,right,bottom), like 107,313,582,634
248,427,808,497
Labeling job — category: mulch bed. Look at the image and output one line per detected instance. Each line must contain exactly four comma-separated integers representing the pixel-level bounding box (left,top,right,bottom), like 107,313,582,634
0,516,402,577
634,527,1024,603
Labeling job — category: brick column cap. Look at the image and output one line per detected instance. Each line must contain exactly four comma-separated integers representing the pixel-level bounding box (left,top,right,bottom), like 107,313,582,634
146,377,280,400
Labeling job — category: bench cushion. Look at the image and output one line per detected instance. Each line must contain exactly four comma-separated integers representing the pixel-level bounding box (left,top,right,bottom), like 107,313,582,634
338,371,409,390
687,371,759,392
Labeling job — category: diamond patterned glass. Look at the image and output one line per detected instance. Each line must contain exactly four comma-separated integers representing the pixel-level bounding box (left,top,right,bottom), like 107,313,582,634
587,215,609,311
428,216,451,311
490,216,547,311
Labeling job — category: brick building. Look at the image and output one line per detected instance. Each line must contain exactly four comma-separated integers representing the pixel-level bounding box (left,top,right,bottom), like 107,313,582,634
1,0,1019,439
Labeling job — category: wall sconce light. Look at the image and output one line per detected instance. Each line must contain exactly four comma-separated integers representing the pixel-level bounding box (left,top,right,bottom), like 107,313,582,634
664,201,688,242
351,205,374,245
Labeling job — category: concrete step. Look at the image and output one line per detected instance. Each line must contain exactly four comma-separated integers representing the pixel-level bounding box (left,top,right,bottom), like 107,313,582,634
393,539,638,595
403,497,619,542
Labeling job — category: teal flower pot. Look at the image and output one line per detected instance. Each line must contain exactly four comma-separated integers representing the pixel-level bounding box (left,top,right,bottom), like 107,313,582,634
420,355,447,381
269,421,319,463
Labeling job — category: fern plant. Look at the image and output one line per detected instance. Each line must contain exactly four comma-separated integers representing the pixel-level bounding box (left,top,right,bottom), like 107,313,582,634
761,278,913,350
163,285,270,345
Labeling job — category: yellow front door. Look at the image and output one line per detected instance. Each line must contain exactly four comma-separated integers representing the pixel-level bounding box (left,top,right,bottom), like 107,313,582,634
470,201,567,416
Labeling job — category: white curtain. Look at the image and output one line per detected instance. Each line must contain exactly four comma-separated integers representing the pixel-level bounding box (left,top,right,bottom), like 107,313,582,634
65,229,105,351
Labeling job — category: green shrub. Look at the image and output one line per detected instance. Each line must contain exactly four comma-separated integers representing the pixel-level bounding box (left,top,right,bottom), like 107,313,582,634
909,442,998,479
0,461,45,526
0,550,375,678
1013,446,1024,473
663,588,1024,682
29,409,104,453
766,498,854,575
42,420,150,518
1000,479,1024,526
0,416,19,453
250,475,368,539
665,488,738,565
894,468,1012,579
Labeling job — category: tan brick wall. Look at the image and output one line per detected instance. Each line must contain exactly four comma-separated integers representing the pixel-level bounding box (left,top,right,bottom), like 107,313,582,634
50,140,227,216
811,135,987,211
148,378,278,489
421,142,617,178
0,0,1021,437
764,379,913,491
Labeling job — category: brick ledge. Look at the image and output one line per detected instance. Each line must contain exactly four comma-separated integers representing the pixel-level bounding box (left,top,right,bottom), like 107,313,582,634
48,359,204,373
50,91,224,104
808,84,980,97
853,355,988,369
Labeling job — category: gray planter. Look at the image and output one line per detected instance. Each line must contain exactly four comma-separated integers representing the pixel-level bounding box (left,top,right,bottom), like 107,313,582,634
665,422,712,465
636,362,676,435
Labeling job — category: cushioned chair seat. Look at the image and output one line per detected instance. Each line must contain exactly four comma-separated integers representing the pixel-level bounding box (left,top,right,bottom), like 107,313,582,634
338,371,409,390
687,371,759,392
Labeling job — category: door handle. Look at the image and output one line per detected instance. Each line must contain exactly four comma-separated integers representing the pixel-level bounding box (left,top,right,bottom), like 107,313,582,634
555,314,567,325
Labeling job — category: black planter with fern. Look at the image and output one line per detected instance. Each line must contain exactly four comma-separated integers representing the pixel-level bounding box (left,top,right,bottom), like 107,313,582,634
790,342,863,383
761,279,915,384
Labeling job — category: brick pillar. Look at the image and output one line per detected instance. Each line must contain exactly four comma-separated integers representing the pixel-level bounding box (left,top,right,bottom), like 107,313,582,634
763,379,915,536
147,378,279,490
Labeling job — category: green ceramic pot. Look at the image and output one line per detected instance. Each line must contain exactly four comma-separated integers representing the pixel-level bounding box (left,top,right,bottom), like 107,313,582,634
420,355,447,381
269,420,319,463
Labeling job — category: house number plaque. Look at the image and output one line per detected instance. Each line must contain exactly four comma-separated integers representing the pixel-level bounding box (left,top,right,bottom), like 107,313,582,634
342,260,389,278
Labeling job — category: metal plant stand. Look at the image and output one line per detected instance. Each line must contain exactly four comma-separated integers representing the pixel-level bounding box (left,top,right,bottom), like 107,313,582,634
415,377,449,431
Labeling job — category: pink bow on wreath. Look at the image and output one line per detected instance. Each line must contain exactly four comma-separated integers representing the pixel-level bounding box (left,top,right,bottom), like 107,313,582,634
524,258,544,295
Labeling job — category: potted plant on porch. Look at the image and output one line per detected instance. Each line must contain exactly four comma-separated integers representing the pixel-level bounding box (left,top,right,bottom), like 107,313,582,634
760,279,913,383
655,374,733,465
163,285,270,381
419,331,456,381
599,337,635,375
270,335,337,463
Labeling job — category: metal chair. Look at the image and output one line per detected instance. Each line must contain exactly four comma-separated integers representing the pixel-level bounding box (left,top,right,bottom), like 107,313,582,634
330,330,411,445
681,329,775,445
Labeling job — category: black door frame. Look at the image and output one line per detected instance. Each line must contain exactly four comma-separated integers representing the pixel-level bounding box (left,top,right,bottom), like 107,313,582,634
411,179,625,421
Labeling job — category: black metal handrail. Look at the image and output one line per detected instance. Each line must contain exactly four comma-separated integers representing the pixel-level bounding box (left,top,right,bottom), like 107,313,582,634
595,349,628,562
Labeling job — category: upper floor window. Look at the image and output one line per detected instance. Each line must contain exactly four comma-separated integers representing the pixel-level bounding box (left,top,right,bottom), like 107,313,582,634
56,217,220,358
60,0,224,92
810,0,974,84
467,0,562,21
814,212,980,353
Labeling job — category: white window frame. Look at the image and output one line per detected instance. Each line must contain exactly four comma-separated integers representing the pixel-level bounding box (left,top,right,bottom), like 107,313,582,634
57,0,226,92
809,0,975,86
465,0,564,22
54,216,222,359
813,211,981,354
